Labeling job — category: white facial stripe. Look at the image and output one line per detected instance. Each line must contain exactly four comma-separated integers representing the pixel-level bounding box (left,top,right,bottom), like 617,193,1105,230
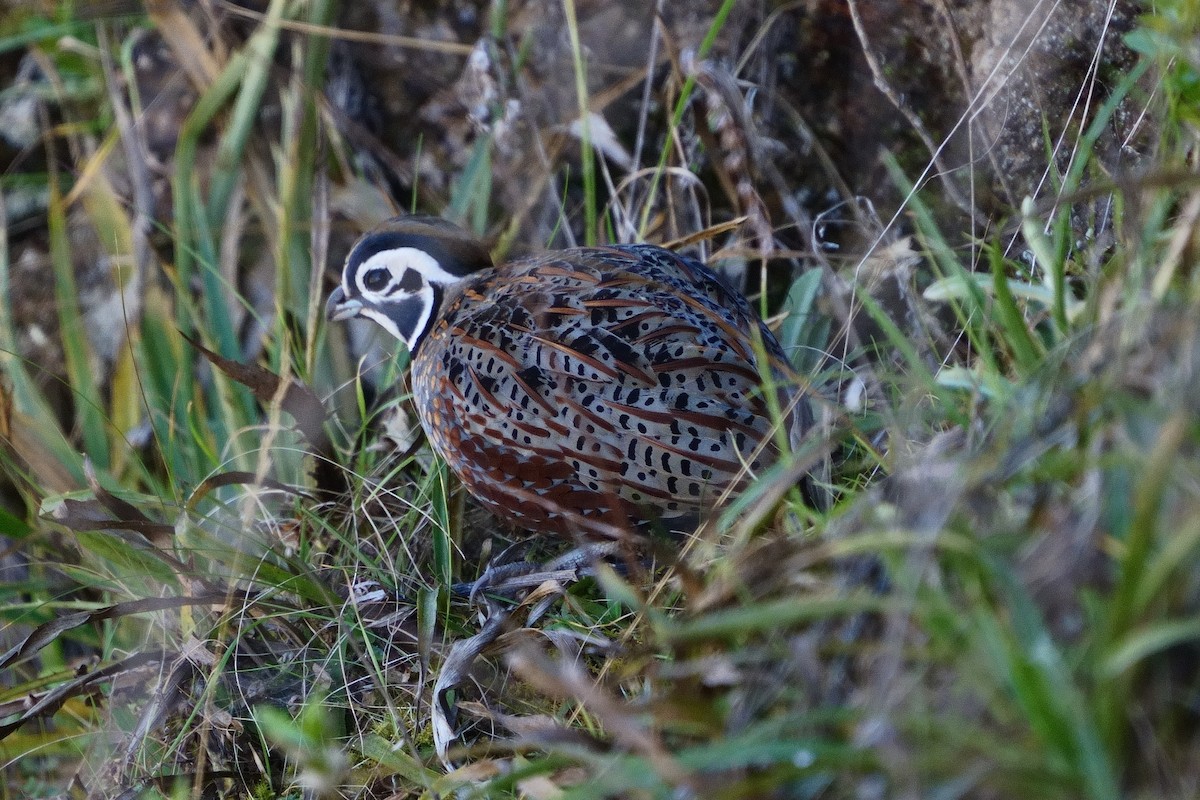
355,247,460,294
363,295,434,351
358,306,405,342
408,299,434,351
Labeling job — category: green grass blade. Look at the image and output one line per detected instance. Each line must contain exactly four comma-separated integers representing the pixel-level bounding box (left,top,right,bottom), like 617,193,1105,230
206,0,286,230
47,172,109,469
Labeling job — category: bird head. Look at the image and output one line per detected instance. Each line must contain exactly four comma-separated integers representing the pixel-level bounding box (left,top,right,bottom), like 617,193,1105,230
326,215,493,353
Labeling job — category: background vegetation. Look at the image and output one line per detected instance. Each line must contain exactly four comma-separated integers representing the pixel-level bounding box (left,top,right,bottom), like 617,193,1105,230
0,0,1196,798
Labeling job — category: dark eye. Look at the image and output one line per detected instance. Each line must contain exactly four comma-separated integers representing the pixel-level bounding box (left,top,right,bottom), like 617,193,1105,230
363,268,389,291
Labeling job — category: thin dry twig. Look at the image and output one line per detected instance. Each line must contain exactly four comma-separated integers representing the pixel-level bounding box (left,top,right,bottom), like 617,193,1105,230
217,0,474,56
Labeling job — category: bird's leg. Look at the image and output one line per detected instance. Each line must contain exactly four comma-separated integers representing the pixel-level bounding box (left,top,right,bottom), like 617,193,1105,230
448,538,539,598
453,539,630,604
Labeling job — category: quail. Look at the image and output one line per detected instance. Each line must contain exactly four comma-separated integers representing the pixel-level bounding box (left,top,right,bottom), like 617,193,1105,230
327,215,813,538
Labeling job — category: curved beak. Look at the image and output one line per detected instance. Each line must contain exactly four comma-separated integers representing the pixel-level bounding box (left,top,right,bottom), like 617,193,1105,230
326,285,363,322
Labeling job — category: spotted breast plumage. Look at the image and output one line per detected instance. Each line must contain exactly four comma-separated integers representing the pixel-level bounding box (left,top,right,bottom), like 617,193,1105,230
327,215,812,537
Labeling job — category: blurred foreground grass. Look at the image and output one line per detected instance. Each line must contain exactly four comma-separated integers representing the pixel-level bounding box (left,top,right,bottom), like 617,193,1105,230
0,2,1198,799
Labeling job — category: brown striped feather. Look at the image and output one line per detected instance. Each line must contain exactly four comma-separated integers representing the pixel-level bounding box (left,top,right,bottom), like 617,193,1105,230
407,240,812,536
